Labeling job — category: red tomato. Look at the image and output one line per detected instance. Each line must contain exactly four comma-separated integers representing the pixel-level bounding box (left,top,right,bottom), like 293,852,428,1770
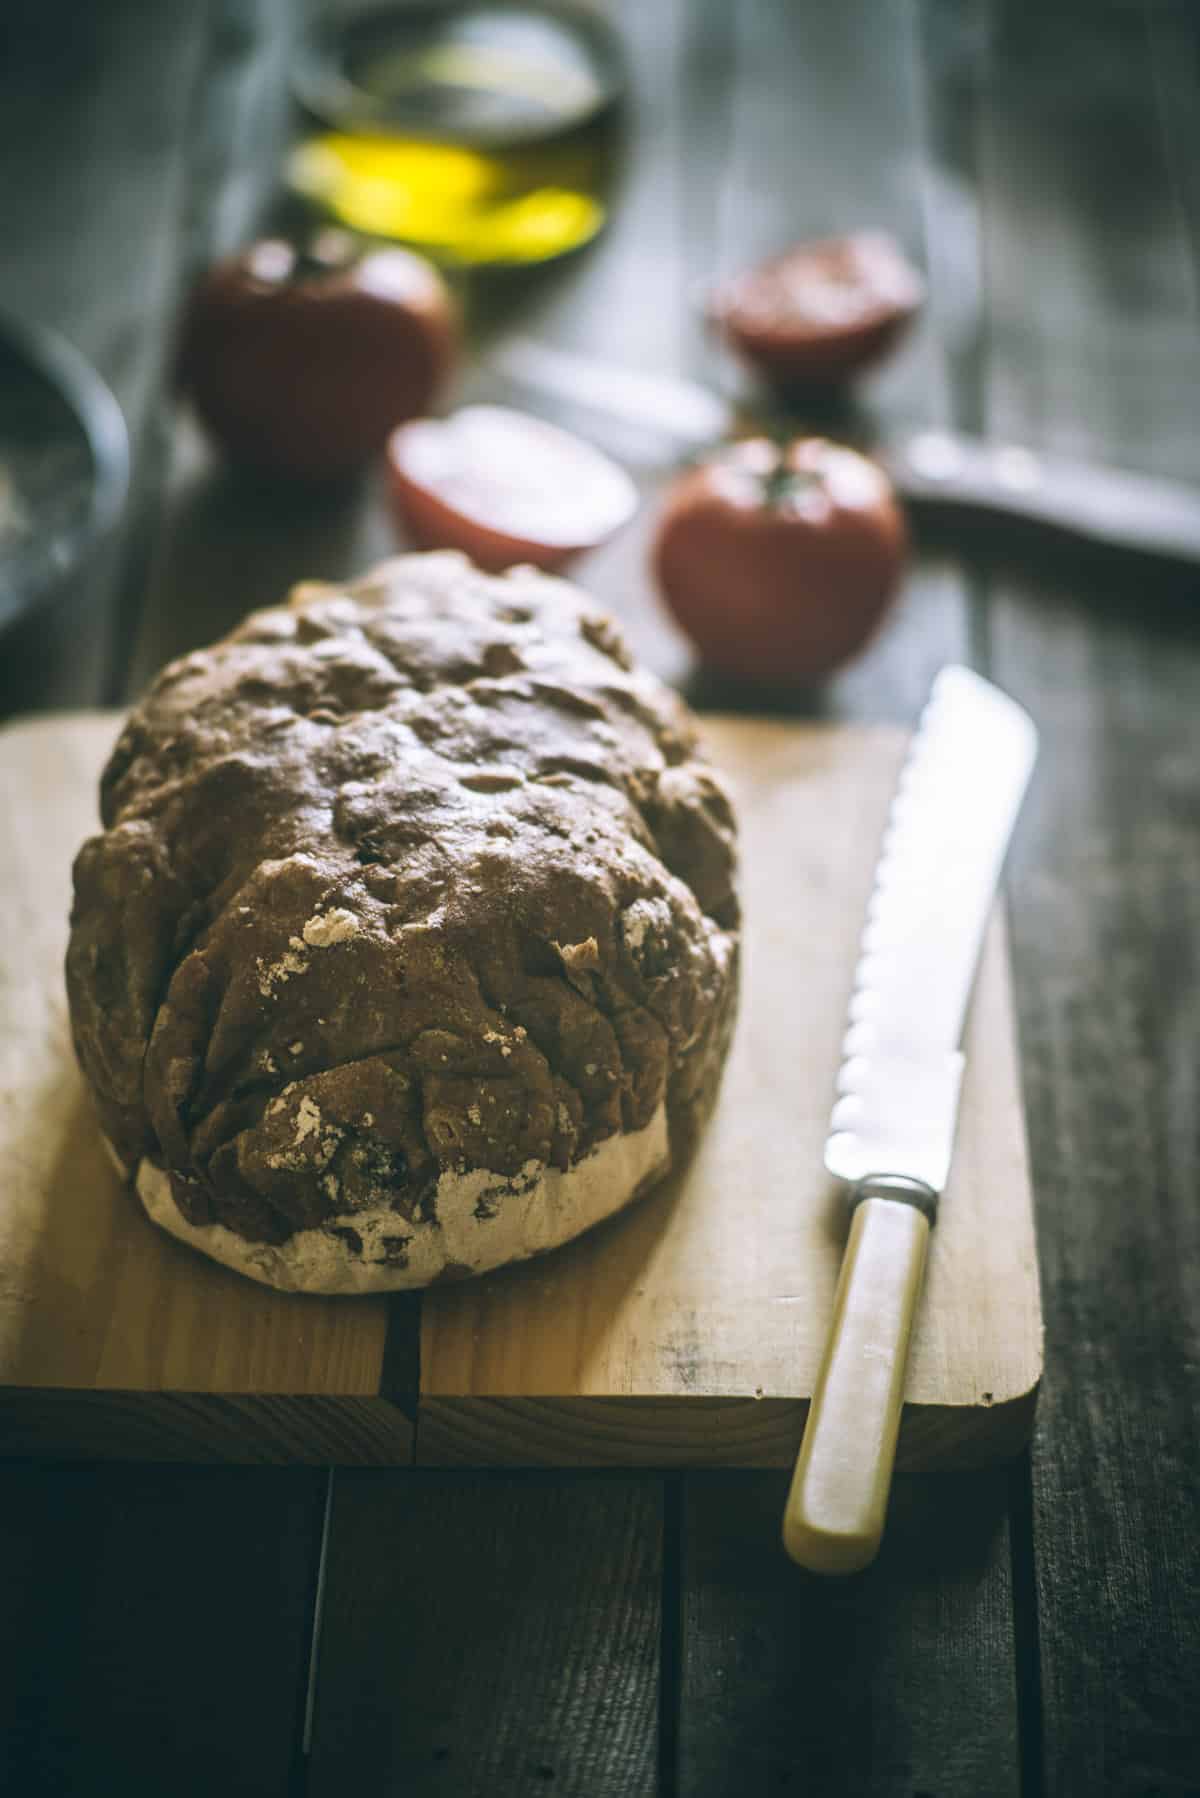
709,232,923,388
652,437,906,682
386,405,638,573
177,232,457,482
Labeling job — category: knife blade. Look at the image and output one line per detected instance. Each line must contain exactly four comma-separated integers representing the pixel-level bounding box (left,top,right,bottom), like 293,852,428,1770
883,430,1200,567
489,337,1200,566
781,665,1037,1574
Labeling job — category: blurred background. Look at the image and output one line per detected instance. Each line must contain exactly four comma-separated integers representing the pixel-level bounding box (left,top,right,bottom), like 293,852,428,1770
2,0,1196,725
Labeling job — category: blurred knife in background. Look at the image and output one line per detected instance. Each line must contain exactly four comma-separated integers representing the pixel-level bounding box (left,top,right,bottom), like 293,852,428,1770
490,335,1200,567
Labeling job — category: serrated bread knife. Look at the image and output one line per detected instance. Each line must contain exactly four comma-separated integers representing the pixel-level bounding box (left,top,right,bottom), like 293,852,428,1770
781,667,1037,1575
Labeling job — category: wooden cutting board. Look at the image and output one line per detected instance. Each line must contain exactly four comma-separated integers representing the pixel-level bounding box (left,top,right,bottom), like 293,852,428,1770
0,712,1040,1469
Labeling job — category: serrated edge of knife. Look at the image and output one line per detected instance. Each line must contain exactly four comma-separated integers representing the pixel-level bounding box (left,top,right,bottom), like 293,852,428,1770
824,665,1037,1188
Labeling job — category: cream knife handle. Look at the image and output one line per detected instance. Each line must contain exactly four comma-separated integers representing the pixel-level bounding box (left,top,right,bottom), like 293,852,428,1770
782,1182,935,1575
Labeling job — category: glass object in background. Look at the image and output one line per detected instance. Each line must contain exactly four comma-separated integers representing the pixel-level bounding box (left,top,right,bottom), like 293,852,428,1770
0,315,128,639
289,3,624,267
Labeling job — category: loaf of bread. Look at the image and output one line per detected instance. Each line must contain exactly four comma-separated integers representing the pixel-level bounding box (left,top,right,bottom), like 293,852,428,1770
66,553,739,1292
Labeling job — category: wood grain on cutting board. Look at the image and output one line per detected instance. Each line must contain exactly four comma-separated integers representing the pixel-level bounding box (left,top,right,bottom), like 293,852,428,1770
0,712,1040,1467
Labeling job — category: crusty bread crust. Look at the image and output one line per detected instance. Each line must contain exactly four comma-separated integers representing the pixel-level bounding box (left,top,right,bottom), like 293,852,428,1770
69,554,739,1293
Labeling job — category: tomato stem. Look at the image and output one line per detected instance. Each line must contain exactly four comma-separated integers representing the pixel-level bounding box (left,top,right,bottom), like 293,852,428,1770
763,459,822,509
293,228,361,280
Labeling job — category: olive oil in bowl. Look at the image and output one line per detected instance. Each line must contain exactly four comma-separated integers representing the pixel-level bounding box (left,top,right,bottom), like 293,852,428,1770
289,4,623,266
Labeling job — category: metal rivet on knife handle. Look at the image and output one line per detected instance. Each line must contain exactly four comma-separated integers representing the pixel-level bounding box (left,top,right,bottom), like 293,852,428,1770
846,1171,938,1223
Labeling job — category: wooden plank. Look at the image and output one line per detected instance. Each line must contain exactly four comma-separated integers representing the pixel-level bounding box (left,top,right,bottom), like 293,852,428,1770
1147,0,1200,295
968,1,1200,1789
0,712,1039,1468
679,1469,1021,1796
105,0,298,707
418,717,1040,1469
672,2,1022,1791
0,1392,411,1466
304,17,692,1792
308,1472,662,1797
704,0,975,725
456,0,722,691
0,1462,324,1797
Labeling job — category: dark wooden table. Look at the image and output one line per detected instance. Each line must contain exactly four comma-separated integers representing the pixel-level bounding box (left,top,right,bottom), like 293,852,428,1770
3,3,1199,1792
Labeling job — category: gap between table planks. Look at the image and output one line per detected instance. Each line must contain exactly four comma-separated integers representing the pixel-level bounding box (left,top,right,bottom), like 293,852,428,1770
0,708,1041,1468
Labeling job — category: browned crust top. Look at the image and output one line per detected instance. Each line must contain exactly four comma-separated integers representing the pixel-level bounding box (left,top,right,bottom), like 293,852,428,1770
66,553,739,1261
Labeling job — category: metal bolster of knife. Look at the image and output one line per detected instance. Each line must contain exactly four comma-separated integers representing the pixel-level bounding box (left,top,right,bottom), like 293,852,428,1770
825,1046,966,1219
845,1172,939,1224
